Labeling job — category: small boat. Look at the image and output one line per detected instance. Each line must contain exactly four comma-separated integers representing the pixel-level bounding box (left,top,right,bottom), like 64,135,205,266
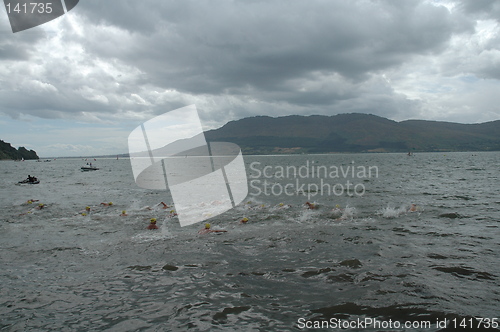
81,166,99,171
18,179,40,184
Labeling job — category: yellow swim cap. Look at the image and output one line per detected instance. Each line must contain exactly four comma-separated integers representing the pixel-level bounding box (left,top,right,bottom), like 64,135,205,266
279,203,284,206
242,217,248,222
205,223,210,229
27,200,32,204
86,206,91,211
82,213,87,216
150,218,157,223
335,204,340,208
39,203,44,207
108,202,113,206
122,210,126,214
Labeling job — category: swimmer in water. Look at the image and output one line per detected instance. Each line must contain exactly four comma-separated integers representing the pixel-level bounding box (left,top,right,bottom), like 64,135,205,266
198,223,227,235
120,210,128,216
305,202,317,210
79,206,91,216
18,202,45,215
409,204,417,212
25,199,39,204
100,202,113,206
147,218,158,230
159,202,169,209
240,217,249,224
331,204,343,218
336,206,356,221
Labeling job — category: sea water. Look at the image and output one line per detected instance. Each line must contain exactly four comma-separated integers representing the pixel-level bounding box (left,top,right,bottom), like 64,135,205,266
0,152,499,331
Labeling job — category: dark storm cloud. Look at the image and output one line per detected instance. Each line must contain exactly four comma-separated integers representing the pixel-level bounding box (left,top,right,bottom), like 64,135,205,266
1,0,495,130
77,0,472,98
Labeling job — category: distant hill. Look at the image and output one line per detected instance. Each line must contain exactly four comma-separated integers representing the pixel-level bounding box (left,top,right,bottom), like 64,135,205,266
204,113,500,154
0,140,39,160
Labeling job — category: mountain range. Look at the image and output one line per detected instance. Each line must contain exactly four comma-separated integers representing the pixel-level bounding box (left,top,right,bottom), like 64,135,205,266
204,113,500,154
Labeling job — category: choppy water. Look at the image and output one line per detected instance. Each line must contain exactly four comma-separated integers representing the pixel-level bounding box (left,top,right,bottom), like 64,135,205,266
1,152,499,331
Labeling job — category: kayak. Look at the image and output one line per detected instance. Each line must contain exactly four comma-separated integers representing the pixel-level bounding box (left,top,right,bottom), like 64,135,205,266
81,166,99,171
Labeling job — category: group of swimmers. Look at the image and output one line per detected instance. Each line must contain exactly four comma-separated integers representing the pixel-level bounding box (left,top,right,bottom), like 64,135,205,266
19,197,419,234
76,201,179,230
18,199,45,215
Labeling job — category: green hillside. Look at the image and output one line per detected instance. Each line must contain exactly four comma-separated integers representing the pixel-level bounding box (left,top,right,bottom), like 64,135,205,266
205,114,500,154
0,140,39,160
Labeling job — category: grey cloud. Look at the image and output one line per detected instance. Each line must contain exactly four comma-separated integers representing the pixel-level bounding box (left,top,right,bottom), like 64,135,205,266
0,0,493,127
77,0,472,95
0,20,46,60
458,0,500,20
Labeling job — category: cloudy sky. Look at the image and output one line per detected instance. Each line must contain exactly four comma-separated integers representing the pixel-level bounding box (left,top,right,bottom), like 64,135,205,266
1,0,499,157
